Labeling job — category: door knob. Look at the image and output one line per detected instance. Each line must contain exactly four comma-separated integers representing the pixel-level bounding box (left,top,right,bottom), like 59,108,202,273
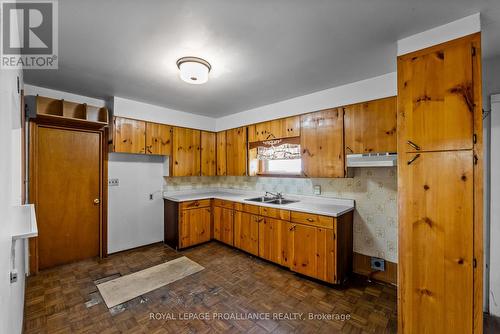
93,198,100,205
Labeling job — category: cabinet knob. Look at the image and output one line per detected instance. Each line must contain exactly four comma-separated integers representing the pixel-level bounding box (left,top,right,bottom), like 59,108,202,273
93,198,100,205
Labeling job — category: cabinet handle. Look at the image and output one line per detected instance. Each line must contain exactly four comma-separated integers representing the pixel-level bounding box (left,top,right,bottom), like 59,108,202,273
193,201,200,206
407,154,421,165
289,225,296,231
306,218,314,222
407,140,421,151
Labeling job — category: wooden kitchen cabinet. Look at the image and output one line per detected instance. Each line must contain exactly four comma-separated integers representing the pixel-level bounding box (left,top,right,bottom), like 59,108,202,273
300,108,344,177
398,39,475,153
171,127,201,176
213,205,234,245
250,116,301,142
344,97,397,154
399,151,474,333
112,117,146,154
216,131,227,176
234,211,259,256
179,207,212,248
288,223,335,282
146,122,172,155
258,217,290,266
226,127,247,176
201,131,216,176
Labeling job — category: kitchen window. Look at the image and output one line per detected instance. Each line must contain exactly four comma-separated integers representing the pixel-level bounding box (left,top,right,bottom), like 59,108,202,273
248,137,302,176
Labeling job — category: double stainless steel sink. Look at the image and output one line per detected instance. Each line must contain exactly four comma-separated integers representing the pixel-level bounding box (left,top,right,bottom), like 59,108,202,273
245,193,298,205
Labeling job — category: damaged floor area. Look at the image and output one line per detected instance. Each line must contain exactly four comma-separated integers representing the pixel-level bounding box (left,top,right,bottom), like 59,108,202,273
23,242,398,333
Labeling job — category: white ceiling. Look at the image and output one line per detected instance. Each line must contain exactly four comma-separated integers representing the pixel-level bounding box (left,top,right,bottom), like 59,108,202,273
23,0,500,117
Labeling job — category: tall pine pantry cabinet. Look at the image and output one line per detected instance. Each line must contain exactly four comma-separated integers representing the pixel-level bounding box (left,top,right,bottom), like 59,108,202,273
397,33,483,333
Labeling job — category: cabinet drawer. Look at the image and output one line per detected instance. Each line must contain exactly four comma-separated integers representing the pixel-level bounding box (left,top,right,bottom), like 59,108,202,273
234,202,260,214
213,198,234,209
179,199,211,210
259,206,290,220
290,211,334,229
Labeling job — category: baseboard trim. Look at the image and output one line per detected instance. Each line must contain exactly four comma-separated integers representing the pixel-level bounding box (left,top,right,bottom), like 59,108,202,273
353,252,397,285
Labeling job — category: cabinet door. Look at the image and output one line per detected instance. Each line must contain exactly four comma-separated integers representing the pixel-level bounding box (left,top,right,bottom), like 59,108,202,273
213,206,234,245
282,116,300,138
399,151,473,333
179,207,211,248
216,131,227,176
258,217,290,266
113,117,146,154
344,97,397,154
172,127,201,176
289,223,335,282
398,40,474,152
201,131,216,176
226,127,247,176
146,122,172,155
234,212,259,256
300,108,344,177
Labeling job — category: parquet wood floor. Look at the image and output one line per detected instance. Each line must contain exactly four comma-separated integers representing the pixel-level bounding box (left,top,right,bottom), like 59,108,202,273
24,242,398,333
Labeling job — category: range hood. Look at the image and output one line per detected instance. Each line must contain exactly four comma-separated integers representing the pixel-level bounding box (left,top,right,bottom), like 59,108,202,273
346,153,397,167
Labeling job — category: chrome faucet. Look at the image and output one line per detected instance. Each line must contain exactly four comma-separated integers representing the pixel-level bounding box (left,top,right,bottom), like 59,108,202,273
265,191,284,199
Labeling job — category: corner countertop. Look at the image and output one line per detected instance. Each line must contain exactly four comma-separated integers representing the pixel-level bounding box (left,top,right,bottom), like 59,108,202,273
163,188,354,217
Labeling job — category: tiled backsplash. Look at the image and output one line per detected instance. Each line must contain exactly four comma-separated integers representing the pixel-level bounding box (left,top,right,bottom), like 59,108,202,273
164,167,398,263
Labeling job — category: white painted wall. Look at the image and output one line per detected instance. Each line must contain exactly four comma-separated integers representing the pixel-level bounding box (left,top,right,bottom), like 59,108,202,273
0,68,26,334
215,72,396,131
490,94,500,317
107,153,165,253
111,96,216,131
397,13,481,56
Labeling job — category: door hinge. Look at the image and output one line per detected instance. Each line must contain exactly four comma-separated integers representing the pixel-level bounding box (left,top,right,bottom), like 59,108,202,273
474,155,478,165
473,258,477,268
333,233,336,240
472,47,476,57
473,134,477,144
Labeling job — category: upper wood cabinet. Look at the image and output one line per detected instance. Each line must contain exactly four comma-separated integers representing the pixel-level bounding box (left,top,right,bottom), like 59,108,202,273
250,116,301,142
300,108,344,178
216,131,227,176
226,127,247,176
171,127,201,176
344,97,397,154
146,122,172,155
113,117,146,154
398,39,475,153
201,131,216,176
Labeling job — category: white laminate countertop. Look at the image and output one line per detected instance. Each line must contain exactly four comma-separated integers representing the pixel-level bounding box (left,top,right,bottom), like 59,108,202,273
163,188,355,217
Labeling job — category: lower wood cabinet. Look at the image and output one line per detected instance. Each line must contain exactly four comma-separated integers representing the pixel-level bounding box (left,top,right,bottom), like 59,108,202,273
180,207,211,248
234,211,259,256
164,198,353,284
258,217,290,266
213,205,234,246
288,223,335,282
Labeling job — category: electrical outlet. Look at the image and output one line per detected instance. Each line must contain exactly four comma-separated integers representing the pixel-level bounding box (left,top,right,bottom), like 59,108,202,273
370,257,385,271
313,185,321,195
108,178,119,186
149,193,153,200
10,270,18,283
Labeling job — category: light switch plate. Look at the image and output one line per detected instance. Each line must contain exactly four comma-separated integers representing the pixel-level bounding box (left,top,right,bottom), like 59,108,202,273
108,178,119,186
313,185,321,195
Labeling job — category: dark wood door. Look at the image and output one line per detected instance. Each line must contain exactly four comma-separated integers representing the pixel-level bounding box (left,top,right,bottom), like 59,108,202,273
35,126,101,269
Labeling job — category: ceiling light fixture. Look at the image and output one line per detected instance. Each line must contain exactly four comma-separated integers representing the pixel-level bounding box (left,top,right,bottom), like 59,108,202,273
176,56,211,84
